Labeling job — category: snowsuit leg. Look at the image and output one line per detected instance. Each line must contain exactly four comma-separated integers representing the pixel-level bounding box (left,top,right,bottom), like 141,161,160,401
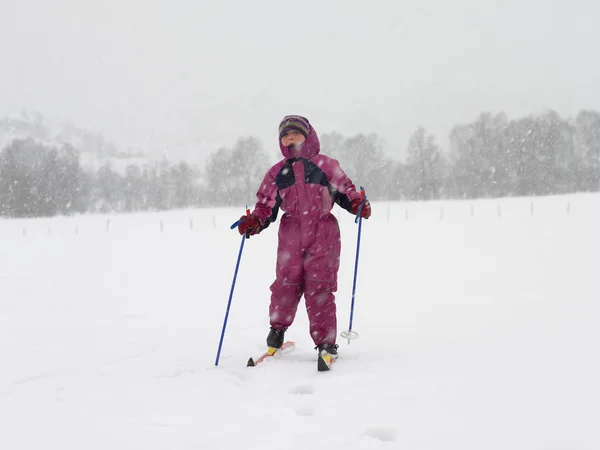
269,217,304,330
304,214,341,345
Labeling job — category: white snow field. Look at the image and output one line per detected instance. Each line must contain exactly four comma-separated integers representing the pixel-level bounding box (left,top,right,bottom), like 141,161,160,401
1,193,599,450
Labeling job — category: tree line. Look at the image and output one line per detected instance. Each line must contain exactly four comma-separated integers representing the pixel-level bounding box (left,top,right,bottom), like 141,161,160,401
0,109,598,218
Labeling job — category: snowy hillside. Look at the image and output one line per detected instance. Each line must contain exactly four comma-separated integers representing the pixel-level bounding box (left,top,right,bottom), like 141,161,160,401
1,193,599,449
0,111,149,174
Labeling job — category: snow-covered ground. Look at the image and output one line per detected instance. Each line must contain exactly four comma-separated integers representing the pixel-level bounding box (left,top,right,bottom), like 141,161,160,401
1,193,599,449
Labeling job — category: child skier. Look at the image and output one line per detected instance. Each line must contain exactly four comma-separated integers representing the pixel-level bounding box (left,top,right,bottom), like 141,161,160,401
237,115,371,370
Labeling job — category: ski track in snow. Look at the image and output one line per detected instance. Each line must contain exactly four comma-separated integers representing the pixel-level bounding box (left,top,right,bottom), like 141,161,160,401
1,194,599,449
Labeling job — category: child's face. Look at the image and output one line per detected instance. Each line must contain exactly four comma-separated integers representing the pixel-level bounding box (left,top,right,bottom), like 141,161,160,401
281,130,306,147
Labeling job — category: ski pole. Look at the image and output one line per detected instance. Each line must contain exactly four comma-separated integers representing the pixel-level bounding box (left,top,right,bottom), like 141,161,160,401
230,205,252,239
215,207,250,366
342,187,366,344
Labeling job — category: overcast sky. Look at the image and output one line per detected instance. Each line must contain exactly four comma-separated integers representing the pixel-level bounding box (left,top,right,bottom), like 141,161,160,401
1,0,599,164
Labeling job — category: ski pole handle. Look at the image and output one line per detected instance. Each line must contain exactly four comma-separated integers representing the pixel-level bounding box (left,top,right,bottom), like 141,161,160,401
229,206,251,229
355,186,367,224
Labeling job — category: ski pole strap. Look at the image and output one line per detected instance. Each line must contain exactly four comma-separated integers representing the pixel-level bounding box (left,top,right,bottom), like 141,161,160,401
230,206,251,229
230,218,244,229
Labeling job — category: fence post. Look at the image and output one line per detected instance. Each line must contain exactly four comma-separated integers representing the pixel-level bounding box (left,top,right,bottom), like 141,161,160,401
566,202,571,215
160,220,164,232
470,203,475,218
497,205,502,218
106,219,111,233
189,219,194,230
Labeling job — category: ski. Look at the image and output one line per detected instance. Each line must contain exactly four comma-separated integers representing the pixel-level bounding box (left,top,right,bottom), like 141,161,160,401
247,341,296,367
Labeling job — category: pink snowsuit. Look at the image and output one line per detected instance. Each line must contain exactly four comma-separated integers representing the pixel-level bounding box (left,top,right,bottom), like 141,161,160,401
251,125,362,346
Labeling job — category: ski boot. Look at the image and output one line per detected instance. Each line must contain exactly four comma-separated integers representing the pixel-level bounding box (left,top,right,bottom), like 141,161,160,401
266,326,286,349
316,343,338,371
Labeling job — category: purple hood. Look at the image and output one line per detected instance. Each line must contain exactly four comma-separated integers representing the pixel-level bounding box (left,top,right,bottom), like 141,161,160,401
279,125,321,160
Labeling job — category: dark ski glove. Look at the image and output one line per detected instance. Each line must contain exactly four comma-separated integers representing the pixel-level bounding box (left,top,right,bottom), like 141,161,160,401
237,214,262,237
351,198,371,219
